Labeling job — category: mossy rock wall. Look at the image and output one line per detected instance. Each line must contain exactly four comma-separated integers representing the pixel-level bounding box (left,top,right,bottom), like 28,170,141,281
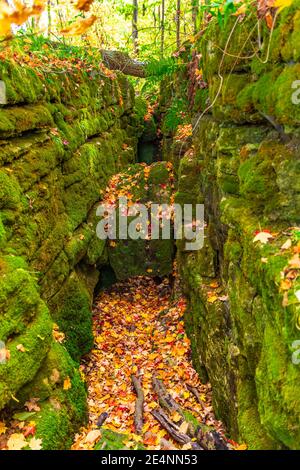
0,57,141,448
161,3,300,450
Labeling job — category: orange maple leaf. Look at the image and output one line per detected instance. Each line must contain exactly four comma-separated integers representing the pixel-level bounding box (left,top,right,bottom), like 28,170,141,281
61,15,97,36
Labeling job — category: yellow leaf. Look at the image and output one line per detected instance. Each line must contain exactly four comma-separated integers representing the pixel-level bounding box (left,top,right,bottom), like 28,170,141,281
274,0,293,12
165,335,175,343
236,443,248,450
233,4,247,16
171,411,182,423
7,433,27,451
85,430,101,444
289,254,300,269
0,421,7,435
61,15,97,36
147,401,158,410
132,434,143,442
98,394,110,403
281,239,292,250
29,437,43,450
178,421,189,434
280,279,292,291
253,232,273,245
0,0,45,37
207,295,218,304
74,0,94,12
63,377,72,390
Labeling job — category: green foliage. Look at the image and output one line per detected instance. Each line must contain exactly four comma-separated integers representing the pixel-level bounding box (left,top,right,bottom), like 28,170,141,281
162,98,189,132
145,57,183,79
141,57,185,97
199,0,247,28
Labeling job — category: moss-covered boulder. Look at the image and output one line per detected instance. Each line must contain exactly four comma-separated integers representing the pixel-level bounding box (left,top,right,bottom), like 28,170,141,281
104,162,175,280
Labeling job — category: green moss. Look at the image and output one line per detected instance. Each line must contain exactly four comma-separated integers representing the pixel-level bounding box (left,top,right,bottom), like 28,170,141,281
94,429,145,450
238,153,276,201
0,256,43,340
0,171,22,211
201,15,256,79
279,0,300,62
0,256,53,409
0,60,44,105
48,271,94,361
236,83,262,122
33,387,87,451
134,96,147,122
237,378,279,450
0,215,6,248
256,323,300,449
107,162,174,280
0,104,54,138
193,88,209,113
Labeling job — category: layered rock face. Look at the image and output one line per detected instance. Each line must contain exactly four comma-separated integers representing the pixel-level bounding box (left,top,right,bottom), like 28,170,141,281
0,58,141,448
161,3,300,449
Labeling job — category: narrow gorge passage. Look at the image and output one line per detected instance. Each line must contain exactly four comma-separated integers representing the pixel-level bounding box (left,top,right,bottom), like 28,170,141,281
72,277,229,451
1,0,300,454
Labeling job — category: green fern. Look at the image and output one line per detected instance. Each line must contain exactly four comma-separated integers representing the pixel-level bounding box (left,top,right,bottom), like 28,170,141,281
145,57,184,79
162,98,189,133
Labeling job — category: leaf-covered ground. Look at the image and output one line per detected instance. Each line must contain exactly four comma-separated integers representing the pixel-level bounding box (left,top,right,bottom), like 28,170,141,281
72,276,227,450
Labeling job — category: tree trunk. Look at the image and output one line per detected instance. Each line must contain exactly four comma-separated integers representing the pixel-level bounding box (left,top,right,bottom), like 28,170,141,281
176,0,181,49
132,0,139,55
160,0,165,58
47,0,51,37
153,8,157,47
192,0,199,34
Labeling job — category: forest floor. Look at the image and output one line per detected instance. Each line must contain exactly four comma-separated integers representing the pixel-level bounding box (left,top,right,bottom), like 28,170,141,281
72,276,231,451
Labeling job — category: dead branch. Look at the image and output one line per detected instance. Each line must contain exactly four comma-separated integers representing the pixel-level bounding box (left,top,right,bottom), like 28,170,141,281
186,384,206,409
151,407,190,445
152,376,184,418
152,408,203,450
96,412,109,428
132,375,145,435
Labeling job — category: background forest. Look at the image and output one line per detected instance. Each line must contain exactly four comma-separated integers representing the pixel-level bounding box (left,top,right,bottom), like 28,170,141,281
2,0,203,58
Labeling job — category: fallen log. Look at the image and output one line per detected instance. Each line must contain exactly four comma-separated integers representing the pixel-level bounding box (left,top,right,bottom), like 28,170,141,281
100,50,147,78
132,375,145,435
